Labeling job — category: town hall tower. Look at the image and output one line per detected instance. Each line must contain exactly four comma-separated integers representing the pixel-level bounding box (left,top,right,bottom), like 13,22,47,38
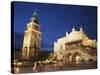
22,12,41,59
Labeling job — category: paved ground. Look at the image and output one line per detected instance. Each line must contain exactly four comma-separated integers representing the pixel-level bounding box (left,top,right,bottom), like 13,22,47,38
14,62,97,74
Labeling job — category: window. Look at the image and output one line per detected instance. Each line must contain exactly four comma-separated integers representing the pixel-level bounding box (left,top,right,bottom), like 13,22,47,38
60,45,62,49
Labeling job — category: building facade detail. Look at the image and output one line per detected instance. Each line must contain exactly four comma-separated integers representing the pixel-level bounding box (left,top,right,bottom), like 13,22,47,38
54,26,97,63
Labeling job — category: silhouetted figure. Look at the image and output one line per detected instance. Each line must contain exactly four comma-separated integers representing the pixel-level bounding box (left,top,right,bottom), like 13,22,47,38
33,61,38,72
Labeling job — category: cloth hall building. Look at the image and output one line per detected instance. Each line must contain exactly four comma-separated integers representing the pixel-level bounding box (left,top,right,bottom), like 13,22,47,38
54,26,97,63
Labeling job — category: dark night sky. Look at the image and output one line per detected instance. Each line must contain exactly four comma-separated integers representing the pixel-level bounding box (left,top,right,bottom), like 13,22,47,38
13,1,97,51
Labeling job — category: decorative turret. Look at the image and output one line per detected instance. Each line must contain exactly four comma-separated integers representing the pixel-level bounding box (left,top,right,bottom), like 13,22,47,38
66,32,68,37
72,26,76,32
80,25,83,32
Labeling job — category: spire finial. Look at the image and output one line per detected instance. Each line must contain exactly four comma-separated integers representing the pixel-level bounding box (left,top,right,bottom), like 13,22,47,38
66,31,68,37
30,9,39,24
72,26,75,32
33,9,37,17
80,25,83,32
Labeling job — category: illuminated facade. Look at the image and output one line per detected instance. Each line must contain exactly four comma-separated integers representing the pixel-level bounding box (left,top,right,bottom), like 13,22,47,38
54,26,97,63
22,12,41,59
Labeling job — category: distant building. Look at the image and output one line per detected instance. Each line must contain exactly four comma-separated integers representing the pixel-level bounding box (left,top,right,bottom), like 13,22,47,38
22,12,41,59
54,26,97,63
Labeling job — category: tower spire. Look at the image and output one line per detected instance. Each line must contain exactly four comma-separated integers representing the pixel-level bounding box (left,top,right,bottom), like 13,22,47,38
30,10,39,24
32,9,37,17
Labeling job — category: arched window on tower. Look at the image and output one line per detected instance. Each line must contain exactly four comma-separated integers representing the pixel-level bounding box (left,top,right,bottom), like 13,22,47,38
34,40,38,49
